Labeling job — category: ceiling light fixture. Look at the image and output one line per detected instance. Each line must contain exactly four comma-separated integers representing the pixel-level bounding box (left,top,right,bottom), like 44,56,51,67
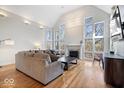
0,12,7,17
24,20,31,25
40,25,44,29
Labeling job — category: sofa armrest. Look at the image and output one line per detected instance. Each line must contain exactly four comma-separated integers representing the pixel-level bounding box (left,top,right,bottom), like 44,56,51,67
47,61,63,69
45,61,64,75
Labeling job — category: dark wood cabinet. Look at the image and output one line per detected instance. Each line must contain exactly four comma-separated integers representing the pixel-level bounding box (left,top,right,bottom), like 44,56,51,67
104,53,124,87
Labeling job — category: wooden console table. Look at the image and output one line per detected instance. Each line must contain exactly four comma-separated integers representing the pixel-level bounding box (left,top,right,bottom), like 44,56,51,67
104,53,124,87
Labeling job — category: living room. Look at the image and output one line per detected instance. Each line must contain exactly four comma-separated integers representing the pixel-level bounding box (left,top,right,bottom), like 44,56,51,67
0,2,124,89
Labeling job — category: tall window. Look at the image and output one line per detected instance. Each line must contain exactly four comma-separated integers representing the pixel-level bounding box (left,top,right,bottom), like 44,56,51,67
94,22,104,56
84,17,93,59
54,24,65,51
46,28,53,49
84,17,104,59
59,24,65,51
54,31,59,50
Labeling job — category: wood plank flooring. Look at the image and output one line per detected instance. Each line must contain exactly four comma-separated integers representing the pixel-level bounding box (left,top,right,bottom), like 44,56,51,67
0,60,112,88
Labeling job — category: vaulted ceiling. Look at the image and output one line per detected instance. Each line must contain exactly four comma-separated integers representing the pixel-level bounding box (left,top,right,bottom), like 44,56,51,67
0,5,113,27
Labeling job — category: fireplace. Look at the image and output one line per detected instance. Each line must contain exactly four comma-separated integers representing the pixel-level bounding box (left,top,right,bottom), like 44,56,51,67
69,50,79,58
65,44,82,59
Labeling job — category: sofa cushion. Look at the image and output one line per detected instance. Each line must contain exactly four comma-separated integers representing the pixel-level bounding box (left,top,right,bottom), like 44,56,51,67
42,50,60,62
24,51,35,57
49,53,59,62
49,50,56,55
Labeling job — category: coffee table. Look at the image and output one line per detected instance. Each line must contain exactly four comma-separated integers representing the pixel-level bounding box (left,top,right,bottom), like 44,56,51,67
58,56,78,70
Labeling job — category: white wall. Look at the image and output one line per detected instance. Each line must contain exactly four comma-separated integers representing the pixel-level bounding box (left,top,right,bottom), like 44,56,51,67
54,6,110,53
117,40,124,56
0,8,46,66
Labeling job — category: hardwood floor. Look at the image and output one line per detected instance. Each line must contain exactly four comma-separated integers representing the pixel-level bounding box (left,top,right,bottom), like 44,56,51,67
0,60,112,88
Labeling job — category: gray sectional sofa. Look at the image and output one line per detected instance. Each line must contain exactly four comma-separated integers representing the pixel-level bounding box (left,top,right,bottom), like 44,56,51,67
15,50,64,85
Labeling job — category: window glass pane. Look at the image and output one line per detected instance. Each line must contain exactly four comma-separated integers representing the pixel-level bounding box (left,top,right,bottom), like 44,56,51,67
59,42,64,50
85,39,93,51
85,17,93,38
85,25,93,37
85,53,93,58
46,28,53,49
54,24,65,50
47,31,52,41
55,31,59,41
55,41,59,50
95,22,104,36
95,38,104,52
85,17,93,25
47,41,52,49
59,25,64,41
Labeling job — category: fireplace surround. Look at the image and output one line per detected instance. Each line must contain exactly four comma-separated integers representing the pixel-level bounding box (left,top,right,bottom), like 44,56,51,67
69,50,79,58
65,44,81,59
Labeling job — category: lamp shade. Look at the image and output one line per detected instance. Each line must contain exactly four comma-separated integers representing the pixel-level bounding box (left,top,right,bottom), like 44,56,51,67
34,43,41,49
